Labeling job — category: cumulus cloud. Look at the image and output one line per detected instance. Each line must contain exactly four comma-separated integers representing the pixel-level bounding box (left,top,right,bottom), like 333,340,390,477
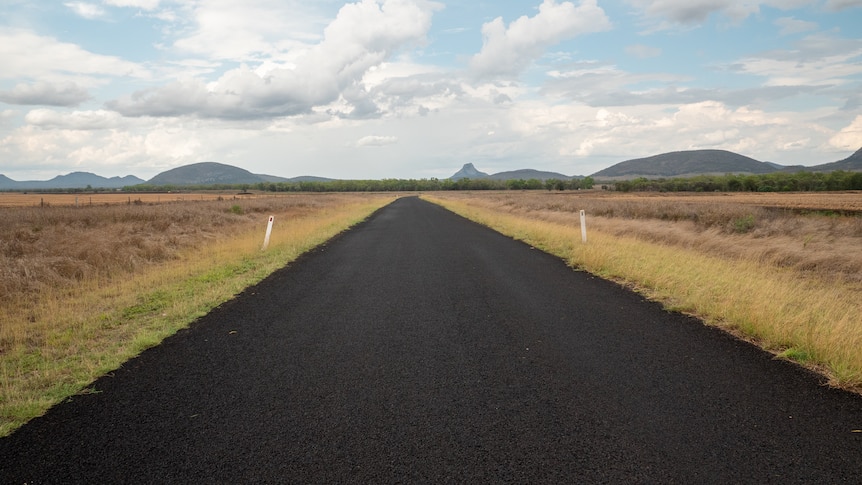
362,65,465,118
0,28,150,82
829,115,862,151
65,2,107,20
626,0,812,26
172,1,319,60
109,0,440,119
0,117,208,177
0,82,91,107
356,135,398,146
469,0,611,79
24,109,124,130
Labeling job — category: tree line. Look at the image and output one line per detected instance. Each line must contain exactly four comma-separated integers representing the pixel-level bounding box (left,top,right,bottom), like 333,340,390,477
122,176,596,193
612,171,862,193
16,170,861,194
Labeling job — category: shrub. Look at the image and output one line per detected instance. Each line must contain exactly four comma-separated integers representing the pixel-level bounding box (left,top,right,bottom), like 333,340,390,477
732,214,756,233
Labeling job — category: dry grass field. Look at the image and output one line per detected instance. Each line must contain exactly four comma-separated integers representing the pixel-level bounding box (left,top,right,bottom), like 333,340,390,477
576,190,862,212
0,191,272,207
424,190,862,392
0,193,393,436
0,193,365,304
428,191,862,284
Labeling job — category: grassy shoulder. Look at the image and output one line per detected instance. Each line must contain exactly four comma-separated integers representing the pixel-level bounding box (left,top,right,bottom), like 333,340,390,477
422,193,862,393
0,195,393,437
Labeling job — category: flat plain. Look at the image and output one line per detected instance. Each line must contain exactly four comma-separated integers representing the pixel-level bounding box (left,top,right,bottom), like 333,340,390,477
572,190,862,211
2,189,860,442
0,191,270,207
2,196,860,482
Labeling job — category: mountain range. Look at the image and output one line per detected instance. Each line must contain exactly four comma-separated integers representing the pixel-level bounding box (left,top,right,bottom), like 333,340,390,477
0,162,332,190
451,148,862,180
144,162,335,186
0,172,145,190
449,163,577,181
1,148,860,189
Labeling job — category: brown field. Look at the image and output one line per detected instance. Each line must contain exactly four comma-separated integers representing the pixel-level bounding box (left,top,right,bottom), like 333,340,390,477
555,190,862,211
0,193,385,305
0,191,275,208
433,190,862,284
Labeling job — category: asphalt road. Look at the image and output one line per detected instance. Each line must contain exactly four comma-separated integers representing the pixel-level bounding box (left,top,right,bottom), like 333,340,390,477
2,196,861,483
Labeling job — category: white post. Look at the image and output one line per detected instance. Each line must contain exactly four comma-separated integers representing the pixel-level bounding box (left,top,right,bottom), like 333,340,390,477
579,210,587,243
262,215,274,250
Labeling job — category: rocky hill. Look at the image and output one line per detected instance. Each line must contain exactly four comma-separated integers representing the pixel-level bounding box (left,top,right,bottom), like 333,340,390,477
450,163,489,179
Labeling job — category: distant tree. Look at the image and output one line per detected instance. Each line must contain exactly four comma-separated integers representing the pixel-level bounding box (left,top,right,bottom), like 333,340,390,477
524,178,543,190
545,178,565,191
506,179,526,190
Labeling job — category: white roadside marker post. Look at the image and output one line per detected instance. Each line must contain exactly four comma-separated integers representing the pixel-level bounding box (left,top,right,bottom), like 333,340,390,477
262,215,274,250
580,210,587,243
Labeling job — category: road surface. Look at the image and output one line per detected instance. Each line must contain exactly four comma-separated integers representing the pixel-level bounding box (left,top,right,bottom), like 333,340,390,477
2,196,860,483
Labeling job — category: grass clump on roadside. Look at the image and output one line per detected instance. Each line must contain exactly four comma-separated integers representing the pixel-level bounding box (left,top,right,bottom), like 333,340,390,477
0,194,393,437
422,192,862,393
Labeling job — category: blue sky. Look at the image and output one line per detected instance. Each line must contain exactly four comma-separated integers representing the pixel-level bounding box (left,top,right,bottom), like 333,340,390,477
1,0,861,180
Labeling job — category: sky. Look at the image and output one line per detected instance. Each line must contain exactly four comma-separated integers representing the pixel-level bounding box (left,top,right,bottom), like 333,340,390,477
1,0,861,181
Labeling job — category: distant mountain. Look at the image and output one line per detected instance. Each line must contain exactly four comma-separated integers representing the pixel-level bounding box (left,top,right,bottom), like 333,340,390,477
485,168,575,181
450,163,489,179
147,162,271,185
793,147,862,173
146,162,336,185
449,163,577,181
0,174,17,189
0,171,145,190
591,149,776,179
283,175,336,183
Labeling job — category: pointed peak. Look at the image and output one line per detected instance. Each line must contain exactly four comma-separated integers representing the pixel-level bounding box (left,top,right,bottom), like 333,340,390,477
450,163,489,180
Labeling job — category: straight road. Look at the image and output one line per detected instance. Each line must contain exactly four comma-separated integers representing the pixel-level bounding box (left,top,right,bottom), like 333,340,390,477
1,196,860,483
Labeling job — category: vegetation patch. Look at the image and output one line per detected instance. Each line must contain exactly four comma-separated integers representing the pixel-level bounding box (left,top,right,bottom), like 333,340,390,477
732,214,756,233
